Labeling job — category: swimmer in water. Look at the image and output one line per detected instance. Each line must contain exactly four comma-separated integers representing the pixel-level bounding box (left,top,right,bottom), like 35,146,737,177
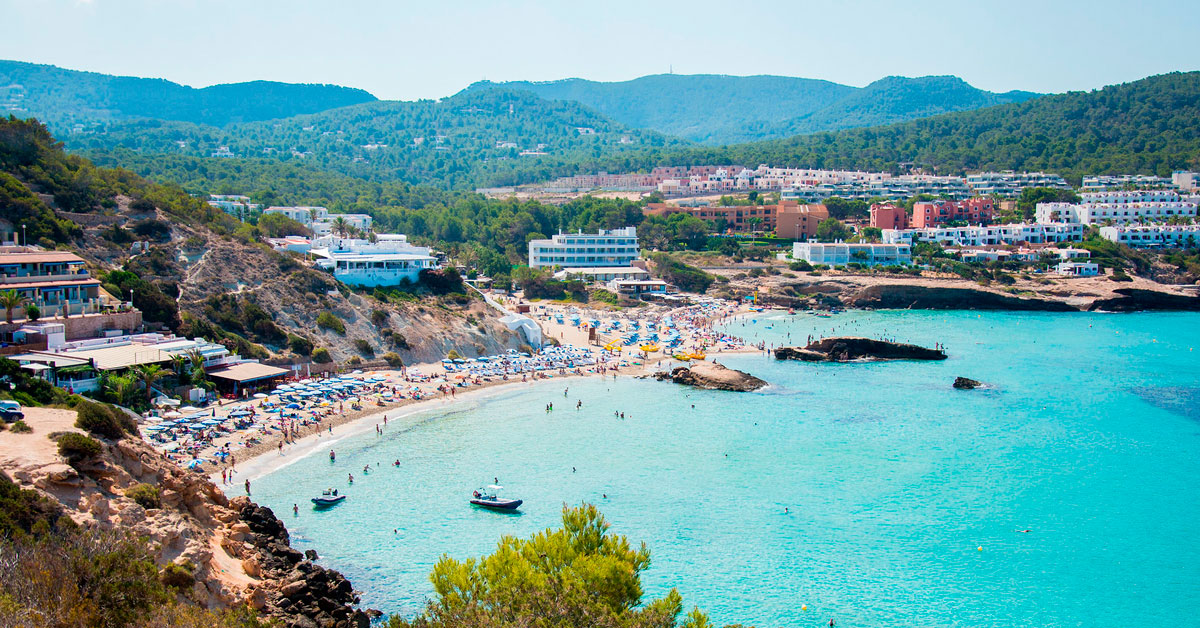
293,504,299,516
348,473,354,483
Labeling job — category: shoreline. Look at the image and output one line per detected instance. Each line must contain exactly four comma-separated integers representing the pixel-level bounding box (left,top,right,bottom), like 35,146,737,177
215,359,674,487
213,300,759,487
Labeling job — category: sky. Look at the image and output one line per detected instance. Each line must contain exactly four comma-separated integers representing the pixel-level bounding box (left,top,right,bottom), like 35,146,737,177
2,0,1198,101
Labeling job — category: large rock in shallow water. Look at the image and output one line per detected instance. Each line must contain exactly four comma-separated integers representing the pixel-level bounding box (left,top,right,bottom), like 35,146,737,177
652,361,767,392
776,337,946,362
953,376,983,389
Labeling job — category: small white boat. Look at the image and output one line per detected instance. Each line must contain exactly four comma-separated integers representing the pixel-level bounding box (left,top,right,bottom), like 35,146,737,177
470,485,523,511
311,488,346,508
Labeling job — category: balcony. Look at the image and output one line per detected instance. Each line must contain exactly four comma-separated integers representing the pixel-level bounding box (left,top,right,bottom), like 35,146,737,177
0,271,91,284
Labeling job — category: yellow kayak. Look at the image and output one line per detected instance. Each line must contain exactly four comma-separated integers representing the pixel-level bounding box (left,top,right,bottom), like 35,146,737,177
689,352,707,360
640,344,660,353
673,353,691,361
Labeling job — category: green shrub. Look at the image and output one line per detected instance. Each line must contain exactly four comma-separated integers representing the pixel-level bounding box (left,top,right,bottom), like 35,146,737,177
287,334,313,356
1110,270,1133,282
125,483,161,509
316,311,346,335
9,420,31,433
446,349,462,360
382,352,404,367
370,308,389,327
346,355,362,366
75,399,128,439
159,561,195,591
57,433,103,463
788,260,813,271
386,330,410,349
311,347,332,363
353,339,375,356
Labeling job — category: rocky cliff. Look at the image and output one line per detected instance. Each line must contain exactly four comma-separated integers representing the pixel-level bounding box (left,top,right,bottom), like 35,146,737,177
1088,288,1200,312
651,361,767,391
776,337,947,362
844,284,1076,311
0,407,370,627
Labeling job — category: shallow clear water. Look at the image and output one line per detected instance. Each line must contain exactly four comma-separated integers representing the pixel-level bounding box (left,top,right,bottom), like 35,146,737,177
247,311,1200,627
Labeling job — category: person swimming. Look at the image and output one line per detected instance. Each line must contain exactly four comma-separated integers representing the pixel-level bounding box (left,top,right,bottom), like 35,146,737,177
329,450,336,462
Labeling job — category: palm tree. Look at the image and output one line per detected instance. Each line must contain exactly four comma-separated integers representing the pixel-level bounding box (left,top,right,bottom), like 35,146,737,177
0,289,26,324
331,216,350,238
134,364,165,402
186,349,212,391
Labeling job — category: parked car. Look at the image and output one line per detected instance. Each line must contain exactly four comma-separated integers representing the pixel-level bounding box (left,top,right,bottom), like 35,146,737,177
0,400,24,423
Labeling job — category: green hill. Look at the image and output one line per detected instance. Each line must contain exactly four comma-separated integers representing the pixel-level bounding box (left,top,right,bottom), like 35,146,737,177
0,59,377,128
746,75,1038,141
69,89,685,188
528,71,1200,185
463,73,1038,144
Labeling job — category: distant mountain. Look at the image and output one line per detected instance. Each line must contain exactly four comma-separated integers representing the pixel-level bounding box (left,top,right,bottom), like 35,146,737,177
562,71,1200,184
463,74,1039,144
729,76,1039,143
464,74,856,144
0,60,377,128
70,89,684,188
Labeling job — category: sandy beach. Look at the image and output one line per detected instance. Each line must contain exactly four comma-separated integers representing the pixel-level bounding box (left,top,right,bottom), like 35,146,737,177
203,298,757,487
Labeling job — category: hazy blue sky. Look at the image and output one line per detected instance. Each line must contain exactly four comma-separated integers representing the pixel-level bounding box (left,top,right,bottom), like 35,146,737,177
3,0,1197,100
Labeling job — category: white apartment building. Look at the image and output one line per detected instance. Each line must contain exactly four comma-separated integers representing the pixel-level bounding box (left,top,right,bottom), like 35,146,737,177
208,195,262,221
263,206,373,235
1036,201,1197,225
311,213,373,236
792,242,912,267
1081,174,1173,190
1099,224,1200,248
882,223,1085,247
527,227,640,268
311,234,438,287
1036,190,1198,225
1172,171,1199,192
264,206,328,224
965,171,1070,196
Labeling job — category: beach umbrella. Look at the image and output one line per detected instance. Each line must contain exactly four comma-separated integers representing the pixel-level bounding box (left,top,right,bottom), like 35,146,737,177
253,393,268,399
163,411,182,418
286,403,301,409
185,459,206,469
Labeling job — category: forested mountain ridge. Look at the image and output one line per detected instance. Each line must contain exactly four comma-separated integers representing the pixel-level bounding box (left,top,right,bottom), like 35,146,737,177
505,71,1200,185
0,59,377,128
463,73,1039,144
68,88,685,188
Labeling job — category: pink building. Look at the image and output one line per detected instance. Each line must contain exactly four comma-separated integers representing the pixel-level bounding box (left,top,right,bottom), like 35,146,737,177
869,204,910,230
912,198,995,228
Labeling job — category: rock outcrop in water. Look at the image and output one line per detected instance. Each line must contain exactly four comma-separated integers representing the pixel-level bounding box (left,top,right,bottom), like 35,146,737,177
651,361,767,391
775,337,947,362
953,376,983,389
236,501,373,627
0,407,373,628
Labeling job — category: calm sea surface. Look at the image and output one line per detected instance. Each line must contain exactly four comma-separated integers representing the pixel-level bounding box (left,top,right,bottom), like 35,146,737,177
247,311,1200,627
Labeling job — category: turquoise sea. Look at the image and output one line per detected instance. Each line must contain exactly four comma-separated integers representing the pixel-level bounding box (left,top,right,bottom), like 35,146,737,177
246,311,1200,627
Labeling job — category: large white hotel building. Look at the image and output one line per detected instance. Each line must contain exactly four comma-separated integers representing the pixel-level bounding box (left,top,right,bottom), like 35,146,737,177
527,228,640,268
1035,190,1198,225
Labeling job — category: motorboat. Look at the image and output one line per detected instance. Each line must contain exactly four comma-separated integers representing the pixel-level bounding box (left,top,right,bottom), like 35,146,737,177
311,488,346,508
470,485,523,511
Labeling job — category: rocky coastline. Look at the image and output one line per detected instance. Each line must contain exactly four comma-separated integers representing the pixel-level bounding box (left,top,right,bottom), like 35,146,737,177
775,337,947,362
0,408,373,628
